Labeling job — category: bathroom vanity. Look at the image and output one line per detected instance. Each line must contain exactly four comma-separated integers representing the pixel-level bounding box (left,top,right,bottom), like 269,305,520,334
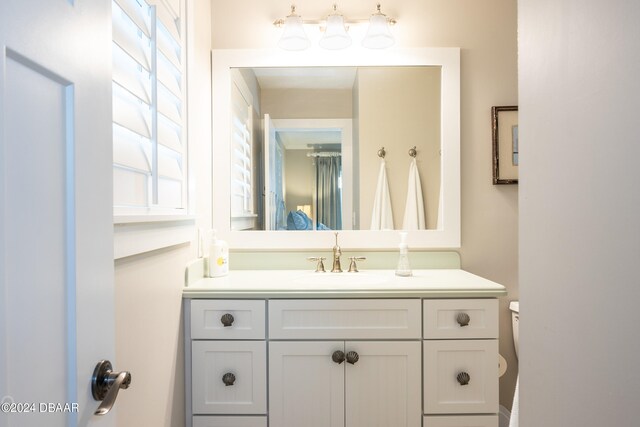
183,268,506,427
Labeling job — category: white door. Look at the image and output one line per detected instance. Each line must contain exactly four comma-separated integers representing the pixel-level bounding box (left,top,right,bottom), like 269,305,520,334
269,341,345,427
345,341,422,427
263,114,277,230
1,1,117,426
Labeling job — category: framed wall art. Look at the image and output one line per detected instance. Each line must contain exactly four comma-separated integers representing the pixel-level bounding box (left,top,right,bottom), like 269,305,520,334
492,105,519,184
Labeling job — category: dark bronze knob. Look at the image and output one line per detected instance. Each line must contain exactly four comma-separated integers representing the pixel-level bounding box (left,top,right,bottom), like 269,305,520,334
221,313,234,327
222,372,236,386
332,350,346,364
346,351,359,365
456,312,470,327
456,371,470,386
91,360,132,416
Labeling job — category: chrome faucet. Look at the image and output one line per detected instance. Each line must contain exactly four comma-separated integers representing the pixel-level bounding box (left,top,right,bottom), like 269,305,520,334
331,232,342,273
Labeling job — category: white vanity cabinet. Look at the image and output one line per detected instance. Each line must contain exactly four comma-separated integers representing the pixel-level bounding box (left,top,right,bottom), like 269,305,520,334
423,299,499,427
269,341,421,427
187,300,268,427
183,269,506,427
268,298,423,427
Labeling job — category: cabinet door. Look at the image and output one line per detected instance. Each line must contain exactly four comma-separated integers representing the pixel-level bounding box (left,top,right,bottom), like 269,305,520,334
424,340,498,414
193,416,268,427
192,341,267,414
345,341,422,427
269,342,345,427
424,415,498,427
191,299,266,340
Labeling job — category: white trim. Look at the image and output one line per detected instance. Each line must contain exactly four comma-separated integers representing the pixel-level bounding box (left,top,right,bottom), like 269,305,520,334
114,217,195,259
114,214,195,224
212,48,460,250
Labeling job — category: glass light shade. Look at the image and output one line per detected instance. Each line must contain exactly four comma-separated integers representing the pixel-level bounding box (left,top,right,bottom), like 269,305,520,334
278,15,310,51
319,14,352,50
362,13,394,49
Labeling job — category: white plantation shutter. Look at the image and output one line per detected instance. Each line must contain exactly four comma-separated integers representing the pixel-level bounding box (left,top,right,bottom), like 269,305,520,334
112,0,186,213
230,80,254,221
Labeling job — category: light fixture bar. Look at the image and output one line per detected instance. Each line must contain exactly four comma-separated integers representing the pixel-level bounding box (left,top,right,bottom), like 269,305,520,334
274,3,397,50
274,17,397,27
273,4,397,28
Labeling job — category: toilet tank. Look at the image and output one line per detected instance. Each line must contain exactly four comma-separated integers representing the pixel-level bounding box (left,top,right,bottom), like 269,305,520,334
509,301,519,359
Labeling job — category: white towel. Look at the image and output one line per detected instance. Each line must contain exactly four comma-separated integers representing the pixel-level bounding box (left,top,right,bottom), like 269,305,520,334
402,158,426,230
509,376,519,427
370,159,394,230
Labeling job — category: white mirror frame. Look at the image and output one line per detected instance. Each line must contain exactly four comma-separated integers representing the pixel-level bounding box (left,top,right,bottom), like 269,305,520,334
212,48,460,250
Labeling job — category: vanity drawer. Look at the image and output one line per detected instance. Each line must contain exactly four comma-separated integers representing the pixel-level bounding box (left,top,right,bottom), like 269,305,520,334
192,341,267,415
269,299,421,339
424,415,498,427
423,299,498,339
193,416,267,427
423,340,498,414
191,300,265,340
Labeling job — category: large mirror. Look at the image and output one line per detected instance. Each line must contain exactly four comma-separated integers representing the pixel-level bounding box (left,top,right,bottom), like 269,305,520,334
212,48,460,249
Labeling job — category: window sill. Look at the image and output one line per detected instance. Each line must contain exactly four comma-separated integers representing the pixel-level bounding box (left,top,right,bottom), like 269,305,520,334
114,214,196,224
114,215,196,259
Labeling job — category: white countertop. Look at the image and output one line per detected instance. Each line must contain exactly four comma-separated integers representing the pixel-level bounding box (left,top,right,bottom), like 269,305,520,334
183,269,507,299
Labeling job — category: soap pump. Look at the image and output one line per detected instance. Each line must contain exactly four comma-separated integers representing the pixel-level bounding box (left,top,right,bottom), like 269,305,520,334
395,232,412,277
208,230,229,278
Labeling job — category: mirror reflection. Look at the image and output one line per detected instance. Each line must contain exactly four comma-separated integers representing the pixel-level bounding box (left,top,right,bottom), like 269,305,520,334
230,66,441,231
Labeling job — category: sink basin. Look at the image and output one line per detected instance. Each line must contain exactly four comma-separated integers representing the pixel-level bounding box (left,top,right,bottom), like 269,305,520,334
292,272,389,288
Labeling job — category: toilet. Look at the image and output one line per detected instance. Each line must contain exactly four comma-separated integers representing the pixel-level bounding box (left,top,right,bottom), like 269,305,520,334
507,300,520,427
510,301,520,359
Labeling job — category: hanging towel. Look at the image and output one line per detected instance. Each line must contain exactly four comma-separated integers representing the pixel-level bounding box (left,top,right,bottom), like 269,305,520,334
370,159,394,230
402,157,426,230
509,376,519,427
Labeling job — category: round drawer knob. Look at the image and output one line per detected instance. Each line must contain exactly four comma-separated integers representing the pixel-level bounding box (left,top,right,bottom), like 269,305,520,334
456,371,470,386
222,372,236,386
332,350,346,364
346,351,359,365
221,313,234,327
456,312,470,327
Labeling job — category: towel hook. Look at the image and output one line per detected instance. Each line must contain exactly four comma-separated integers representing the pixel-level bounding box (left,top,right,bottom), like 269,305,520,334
377,147,386,159
408,146,417,158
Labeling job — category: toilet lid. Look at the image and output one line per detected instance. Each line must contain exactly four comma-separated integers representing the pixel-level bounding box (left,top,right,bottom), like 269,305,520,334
509,301,519,313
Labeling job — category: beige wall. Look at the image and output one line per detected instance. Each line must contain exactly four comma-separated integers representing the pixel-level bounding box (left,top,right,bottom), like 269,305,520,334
212,0,519,408
114,246,191,426
357,67,441,230
284,149,314,216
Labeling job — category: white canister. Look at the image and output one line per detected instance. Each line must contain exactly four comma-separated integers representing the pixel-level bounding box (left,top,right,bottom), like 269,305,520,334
208,231,229,277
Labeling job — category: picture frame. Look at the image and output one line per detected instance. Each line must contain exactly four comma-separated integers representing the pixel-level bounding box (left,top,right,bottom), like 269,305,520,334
492,105,519,185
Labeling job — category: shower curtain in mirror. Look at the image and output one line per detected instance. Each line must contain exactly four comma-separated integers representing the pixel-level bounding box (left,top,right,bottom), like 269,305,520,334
315,156,342,230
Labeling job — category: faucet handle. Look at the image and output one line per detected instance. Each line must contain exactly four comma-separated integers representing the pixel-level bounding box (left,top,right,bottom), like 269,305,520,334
348,256,367,273
307,257,326,273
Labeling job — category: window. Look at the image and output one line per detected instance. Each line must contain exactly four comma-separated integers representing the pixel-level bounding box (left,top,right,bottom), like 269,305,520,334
112,0,187,216
230,71,259,231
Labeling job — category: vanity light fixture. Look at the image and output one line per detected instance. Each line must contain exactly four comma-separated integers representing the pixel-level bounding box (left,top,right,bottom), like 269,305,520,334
273,3,396,51
362,3,396,49
319,5,352,50
275,5,311,51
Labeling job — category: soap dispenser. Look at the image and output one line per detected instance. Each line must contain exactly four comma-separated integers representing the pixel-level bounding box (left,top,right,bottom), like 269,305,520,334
395,232,412,277
208,230,229,278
